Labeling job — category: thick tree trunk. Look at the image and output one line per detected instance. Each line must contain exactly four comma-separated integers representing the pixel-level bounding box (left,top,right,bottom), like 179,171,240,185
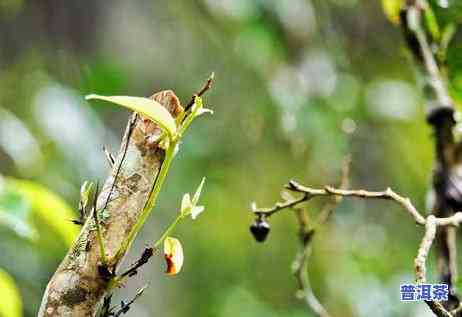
38,90,182,316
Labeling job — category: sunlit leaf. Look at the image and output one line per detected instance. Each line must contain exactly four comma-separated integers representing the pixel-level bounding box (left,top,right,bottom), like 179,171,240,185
163,236,184,275
6,178,79,246
381,0,403,24
85,94,177,137
0,268,22,317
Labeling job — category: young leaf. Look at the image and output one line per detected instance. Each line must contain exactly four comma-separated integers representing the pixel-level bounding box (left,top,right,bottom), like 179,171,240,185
180,193,192,217
86,95,177,137
163,237,184,275
190,205,205,220
192,177,206,205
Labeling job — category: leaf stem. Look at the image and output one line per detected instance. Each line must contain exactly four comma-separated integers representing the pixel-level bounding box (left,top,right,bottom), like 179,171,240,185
153,215,182,249
114,139,178,261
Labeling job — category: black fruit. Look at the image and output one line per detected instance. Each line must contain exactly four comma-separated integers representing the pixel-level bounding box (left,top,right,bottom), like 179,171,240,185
250,219,270,242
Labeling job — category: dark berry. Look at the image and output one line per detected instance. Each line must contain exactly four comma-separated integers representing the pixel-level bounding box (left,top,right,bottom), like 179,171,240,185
250,219,270,242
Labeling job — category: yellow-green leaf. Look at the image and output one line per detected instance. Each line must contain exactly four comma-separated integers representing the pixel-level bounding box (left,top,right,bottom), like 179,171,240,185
86,94,177,137
6,178,79,246
382,0,403,24
424,6,440,41
0,269,22,317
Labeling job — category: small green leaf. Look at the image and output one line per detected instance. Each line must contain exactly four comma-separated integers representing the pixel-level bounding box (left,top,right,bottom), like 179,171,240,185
192,177,206,205
86,94,177,137
424,6,441,41
0,268,22,317
180,193,192,217
193,95,203,110
190,205,205,220
79,181,94,211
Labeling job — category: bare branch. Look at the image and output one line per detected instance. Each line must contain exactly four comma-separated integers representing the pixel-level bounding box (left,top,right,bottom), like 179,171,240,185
285,180,427,225
253,176,462,317
251,194,308,218
415,215,454,317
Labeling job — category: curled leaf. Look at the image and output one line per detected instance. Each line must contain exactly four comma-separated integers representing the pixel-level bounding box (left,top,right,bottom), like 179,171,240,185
163,237,184,275
180,178,206,219
190,205,205,220
85,94,177,137
197,108,214,116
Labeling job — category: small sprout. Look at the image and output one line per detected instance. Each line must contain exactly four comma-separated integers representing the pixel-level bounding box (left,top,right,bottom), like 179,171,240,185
163,237,184,275
80,181,94,210
73,181,95,225
250,217,271,242
191,96,213,117
180,177,206,220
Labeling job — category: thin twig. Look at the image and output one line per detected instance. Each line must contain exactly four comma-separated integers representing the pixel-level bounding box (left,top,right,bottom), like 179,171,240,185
415,215,453,317
291,212,331,317
251,194,309,218
403,0,453,108
101,286,147,317
316,155,351,225
103,145,116,167
184,72,215,112
254,178,462,317
119,247,155,279
283,180,427,225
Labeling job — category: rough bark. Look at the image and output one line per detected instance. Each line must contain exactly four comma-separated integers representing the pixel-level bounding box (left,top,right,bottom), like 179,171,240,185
38,90,183,316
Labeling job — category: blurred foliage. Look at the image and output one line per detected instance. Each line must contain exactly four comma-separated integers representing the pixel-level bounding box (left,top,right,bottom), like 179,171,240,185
0,268,22,317
0,0,461,316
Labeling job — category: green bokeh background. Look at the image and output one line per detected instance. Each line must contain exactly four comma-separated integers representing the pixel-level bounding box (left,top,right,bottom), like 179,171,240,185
0,1,461,316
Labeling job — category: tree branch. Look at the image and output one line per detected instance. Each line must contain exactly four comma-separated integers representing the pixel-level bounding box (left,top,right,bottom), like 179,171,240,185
38,90,184,316
252,177,462,317
400,0,460,309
